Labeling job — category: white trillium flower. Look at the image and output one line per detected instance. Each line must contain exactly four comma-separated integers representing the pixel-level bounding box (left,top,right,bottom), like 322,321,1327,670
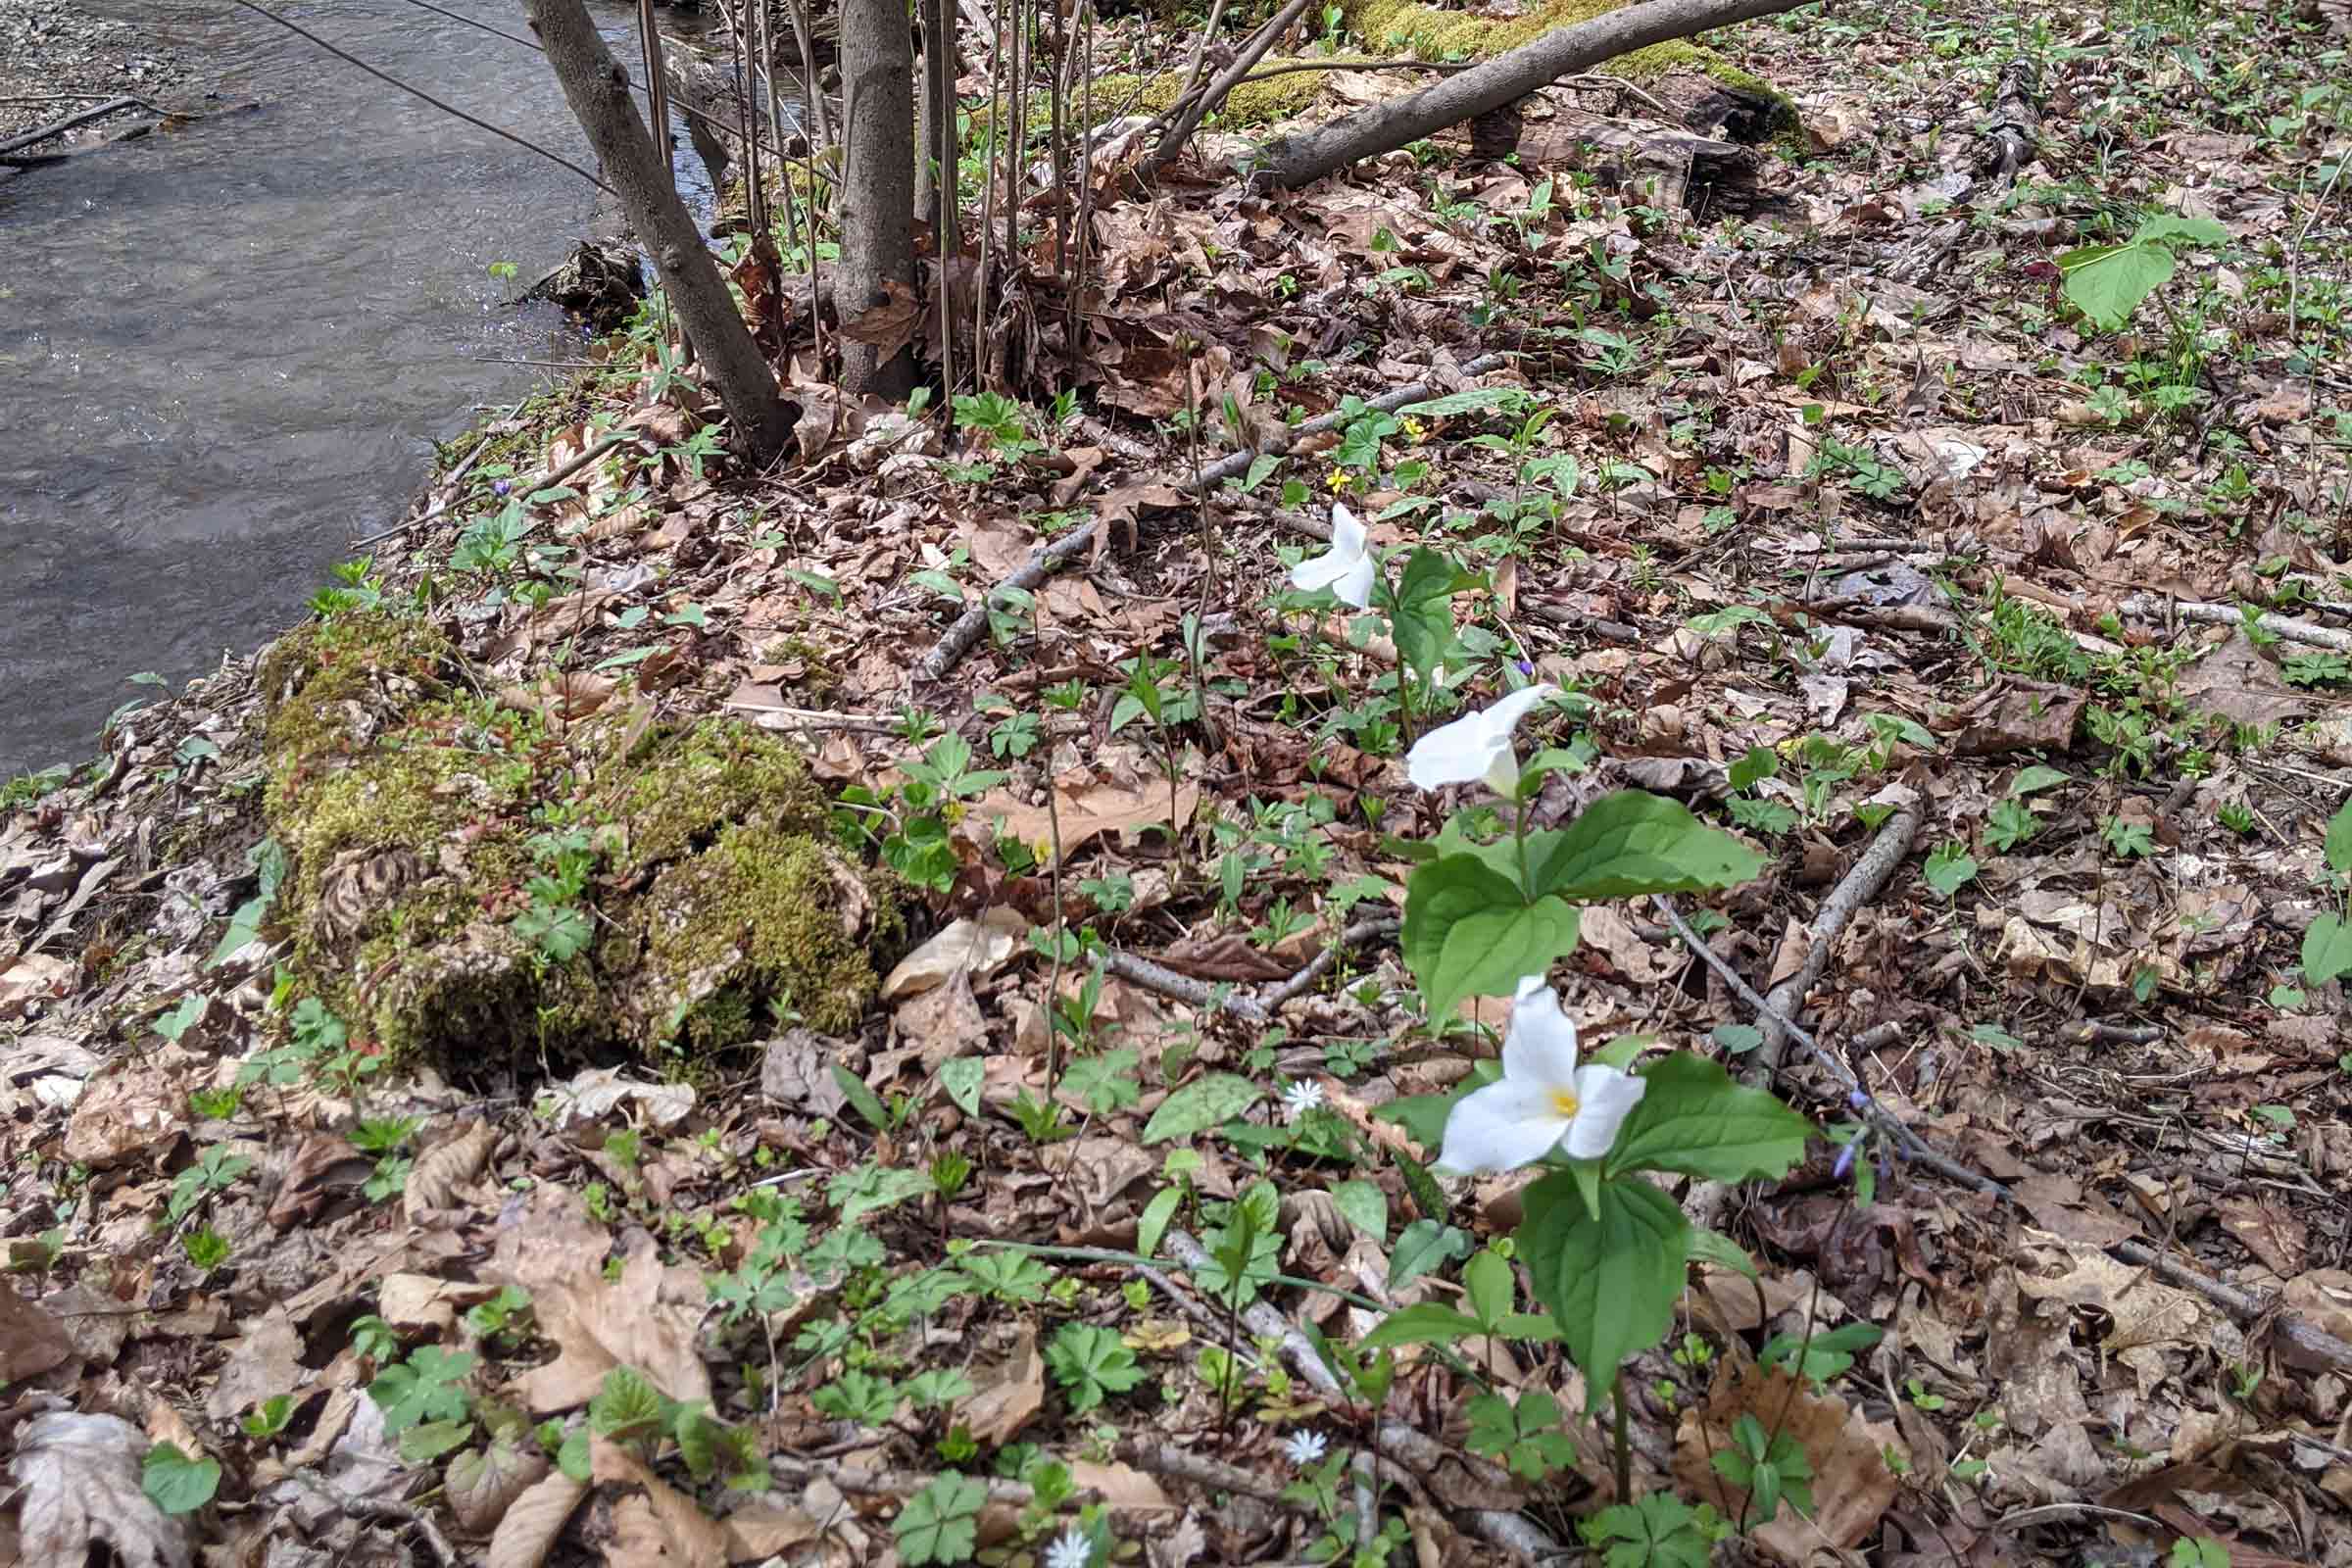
1044,1525,1094,1568
1280,1080,1325,1124
1436,976,1647,1174
1283,1428,1330,1466
1289,503,1375,610
1405,682,1560,796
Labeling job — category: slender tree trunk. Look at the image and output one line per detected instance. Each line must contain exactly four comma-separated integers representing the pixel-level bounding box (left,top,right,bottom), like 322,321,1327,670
839,0,918,397
1253,0,1803,189
527,0,794,464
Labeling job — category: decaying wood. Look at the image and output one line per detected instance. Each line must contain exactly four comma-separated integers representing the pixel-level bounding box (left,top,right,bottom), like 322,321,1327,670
0,94,150,157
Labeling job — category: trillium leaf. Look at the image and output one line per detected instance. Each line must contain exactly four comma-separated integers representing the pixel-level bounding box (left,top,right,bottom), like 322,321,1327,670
1606,1054,1814,1184
1518,1172,1690,1406
2058,239,2176,332
1401,855,1582,1020
1529,791,1766,903
1328,1179,1389,1242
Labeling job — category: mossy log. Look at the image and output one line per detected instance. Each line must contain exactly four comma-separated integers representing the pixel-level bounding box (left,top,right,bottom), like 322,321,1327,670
1253,0,1806,186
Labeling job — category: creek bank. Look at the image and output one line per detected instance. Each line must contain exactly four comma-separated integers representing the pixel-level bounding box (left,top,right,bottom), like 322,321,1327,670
0,0,195,144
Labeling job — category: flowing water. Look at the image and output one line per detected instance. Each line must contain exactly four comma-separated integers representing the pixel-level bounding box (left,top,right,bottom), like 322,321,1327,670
0,0,715,774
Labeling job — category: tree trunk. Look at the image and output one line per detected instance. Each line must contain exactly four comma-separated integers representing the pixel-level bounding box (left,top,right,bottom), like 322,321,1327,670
838,0,918,398
528,0,795,465
1253,0,1803,190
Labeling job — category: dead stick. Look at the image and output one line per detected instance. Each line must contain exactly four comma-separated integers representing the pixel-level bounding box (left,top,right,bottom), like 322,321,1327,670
0,94,150,156
914,352,1510,681
1751,807,1919,1075
2118,593,2352,656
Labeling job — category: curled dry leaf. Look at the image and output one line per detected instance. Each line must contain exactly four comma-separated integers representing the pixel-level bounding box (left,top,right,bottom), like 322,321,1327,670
448,1432,552,1539
519,1249,711,1415
405,1117,499,1220
0,1279,74,1383
1671,1363,1900,1565
594,1436,729,1568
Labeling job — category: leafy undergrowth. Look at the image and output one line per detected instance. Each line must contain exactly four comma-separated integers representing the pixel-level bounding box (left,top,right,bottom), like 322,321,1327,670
5,0,2352,1566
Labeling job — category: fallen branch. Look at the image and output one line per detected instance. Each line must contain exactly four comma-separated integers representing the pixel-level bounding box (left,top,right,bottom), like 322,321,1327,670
1137,0,1311,180
914,352,1509,682
2118,592,2352,655
1102,916,1399,1023
0,94,151,157
1751,807,1920,1076
1250,0,1805,189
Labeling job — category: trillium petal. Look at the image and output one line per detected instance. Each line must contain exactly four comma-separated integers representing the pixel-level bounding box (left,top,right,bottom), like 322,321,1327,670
1559,1063,1647,1160
1291,549,1352,593
1435,1078,1569,1173
1501,977,1580,1088
1290,504,1374,607
1402,683,1562,793
1331,502,1366,557
1334,552,1376,610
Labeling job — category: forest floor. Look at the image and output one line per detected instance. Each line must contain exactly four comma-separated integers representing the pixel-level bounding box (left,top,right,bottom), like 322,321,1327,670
5,0,2352,1565
0,0,193,143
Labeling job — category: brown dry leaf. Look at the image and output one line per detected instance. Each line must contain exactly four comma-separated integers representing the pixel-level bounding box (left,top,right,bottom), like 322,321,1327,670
837,277,924,364
971,770,1200,867
1069,1459,1172,1512
204,1306,306,1422
267,1131,371,1228
379,1272,492,1334
0,1279,74,1383
956,1322,1046,1446
2174,632,2310,727
721,1503,822,1561
0,953,72,1019
8,1411,191,1568
519,1249,710,1414
1944,681,2087,756
62,1056,184,1167
406,1117,498,1220
1672,1363,1899,1563
2216,1196,2308,1275
893,967,989,1071
2012,1172,2140,1248
486,1470,589,1568
595,1437,728,1568
881,908,1027,1001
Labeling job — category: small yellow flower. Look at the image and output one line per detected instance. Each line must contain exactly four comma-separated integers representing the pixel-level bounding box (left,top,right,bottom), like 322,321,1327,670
1326,467,1352,493
1402,417,1426,442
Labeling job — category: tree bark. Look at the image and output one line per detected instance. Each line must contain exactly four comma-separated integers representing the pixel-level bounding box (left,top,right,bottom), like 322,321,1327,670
1252,0,1803,190
527,0,794,465
838,0,918,397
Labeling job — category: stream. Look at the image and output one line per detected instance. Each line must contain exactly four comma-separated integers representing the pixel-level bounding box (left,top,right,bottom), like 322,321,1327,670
0,0,716,775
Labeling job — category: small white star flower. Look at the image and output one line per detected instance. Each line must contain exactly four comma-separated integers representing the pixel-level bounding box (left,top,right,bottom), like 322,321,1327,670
1281,1080,1325,1124
1044,1524,1094,1568
1283,1428,1329,1466
1289,503,1376,610
1405,683,1560,797
1435,976,1647,1174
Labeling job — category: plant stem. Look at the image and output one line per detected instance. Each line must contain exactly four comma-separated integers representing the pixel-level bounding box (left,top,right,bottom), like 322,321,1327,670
1611,1365,1632,1502
1513,792,1533,901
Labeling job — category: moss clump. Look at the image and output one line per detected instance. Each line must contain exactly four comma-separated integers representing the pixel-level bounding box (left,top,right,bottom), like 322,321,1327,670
621,822,883,1046
256,616,892,1079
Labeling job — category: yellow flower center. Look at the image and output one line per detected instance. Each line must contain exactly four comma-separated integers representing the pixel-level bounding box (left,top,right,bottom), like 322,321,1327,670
1548,1088,1581,1121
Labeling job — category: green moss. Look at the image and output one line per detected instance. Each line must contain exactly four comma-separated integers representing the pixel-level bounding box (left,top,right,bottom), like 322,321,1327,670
255,627,890,1078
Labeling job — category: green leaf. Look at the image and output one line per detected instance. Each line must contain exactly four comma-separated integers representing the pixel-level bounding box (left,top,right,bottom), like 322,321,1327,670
2010,764,2071,797
2058,239,2176,332
1046,1322,1145,1413
1143,1073,1262,1144
141,1442,220,1515
1530,791,1767,902
1687,1226,1759,1281
1608,1054,1813,1184
2303,912,2352,987
1397,387,1528,417
1389,548,1480,680
894,1471,985,1566
828,1162,933,1226
1356,1300,1484,1351
368,1347,475,1435
2325,798,2352,876
1401,855,1582,1022
830,1063,894,1132
1138,1186,1184,1259
1463,1248,1515,1329
938,1056,984,1116
1389,1218,1471,1290
398,1417,475,1464
1328,1180,1388,1242
2132,214,2229,248
1923,843,1978,899
1518,1173,1690,1405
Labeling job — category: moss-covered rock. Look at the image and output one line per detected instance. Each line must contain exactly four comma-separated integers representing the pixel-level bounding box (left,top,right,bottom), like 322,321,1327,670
256,612,894,1079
